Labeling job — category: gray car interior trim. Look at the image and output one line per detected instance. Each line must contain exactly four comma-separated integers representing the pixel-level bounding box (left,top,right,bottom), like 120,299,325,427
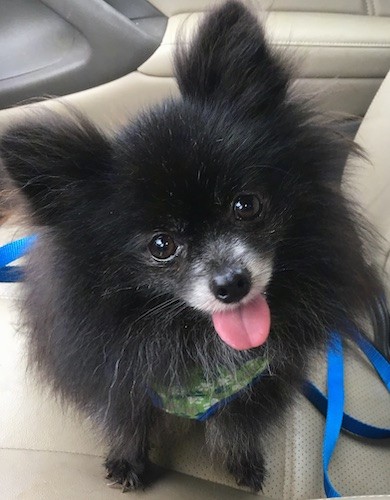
105,0,167,39
0,0,167,109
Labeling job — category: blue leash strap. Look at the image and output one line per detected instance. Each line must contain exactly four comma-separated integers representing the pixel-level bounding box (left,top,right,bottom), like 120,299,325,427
322,332,344,498
304,331,390,498
303,381,390,439
0,265,25,283
0,235,37,283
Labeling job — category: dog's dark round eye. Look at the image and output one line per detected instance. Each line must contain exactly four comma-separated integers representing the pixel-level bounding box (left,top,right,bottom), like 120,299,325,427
148,234,177,260
233,194,262,220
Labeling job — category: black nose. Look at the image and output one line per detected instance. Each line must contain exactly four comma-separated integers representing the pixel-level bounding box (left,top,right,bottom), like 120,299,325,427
211,268,251,304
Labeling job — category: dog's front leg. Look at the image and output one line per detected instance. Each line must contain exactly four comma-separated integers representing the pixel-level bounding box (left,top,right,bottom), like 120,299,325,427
205,398,267,492
102,400,154,491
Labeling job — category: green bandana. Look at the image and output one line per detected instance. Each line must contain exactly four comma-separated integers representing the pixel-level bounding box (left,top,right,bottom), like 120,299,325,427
149,356,269,421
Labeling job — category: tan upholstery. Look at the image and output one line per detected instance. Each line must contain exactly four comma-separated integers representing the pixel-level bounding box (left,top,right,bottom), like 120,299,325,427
0,450,259,500
140,11,390,79
143,0,390,116
352,70,390,277
0,72,178,136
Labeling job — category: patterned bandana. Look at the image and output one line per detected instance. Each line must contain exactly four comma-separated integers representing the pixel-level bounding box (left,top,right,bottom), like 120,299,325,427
148,356,269,421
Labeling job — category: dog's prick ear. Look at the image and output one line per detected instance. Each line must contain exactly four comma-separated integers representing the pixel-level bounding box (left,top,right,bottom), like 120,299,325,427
0,111,111,222
174,1,289,113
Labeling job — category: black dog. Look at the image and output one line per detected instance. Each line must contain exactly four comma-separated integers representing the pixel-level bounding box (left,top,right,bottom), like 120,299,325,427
1,1,381,492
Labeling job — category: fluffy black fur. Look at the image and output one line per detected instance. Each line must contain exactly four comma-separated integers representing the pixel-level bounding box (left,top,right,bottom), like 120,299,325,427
0,1,382,492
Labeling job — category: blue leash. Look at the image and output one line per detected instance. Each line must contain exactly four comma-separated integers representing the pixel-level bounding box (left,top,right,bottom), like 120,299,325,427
303,332,390,497
0,236,389,498
0,235,37,282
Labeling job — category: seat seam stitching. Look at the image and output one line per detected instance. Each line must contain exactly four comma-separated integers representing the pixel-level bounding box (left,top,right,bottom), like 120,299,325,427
0,446,102,458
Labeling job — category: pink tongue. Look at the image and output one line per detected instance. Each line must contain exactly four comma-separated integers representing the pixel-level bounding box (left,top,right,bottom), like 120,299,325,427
212,295,271,351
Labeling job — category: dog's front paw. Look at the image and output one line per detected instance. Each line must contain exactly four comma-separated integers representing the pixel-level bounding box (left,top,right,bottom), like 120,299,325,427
105,458,145,492
228,455,266,493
